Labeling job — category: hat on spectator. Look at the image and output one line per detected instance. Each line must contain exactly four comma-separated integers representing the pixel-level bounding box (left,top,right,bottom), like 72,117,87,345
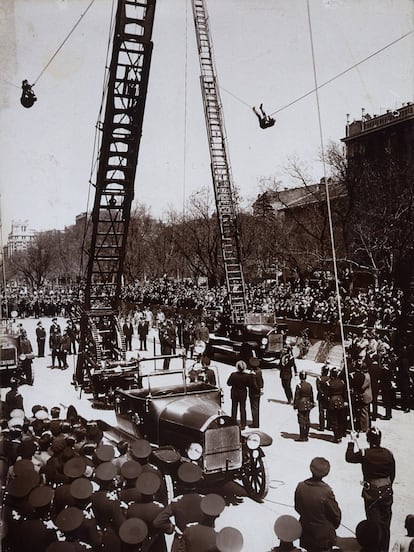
94,444,115,463
177,462,203,485
31,405,43,416
17,437,37,459
135,471,161,496
64,457,87,479
50,407,61,419
13,458,36,477
200,494,226,517
8,417,24,429
10,408,25,419
355,519,381,548
130,439,152,460
310,457,330,478
216,527,244,552
273,515,302,542
50,437,67,455
120,460,142,481
70,478,93,501
119,518,148,545
52,318,58,322
55,507,84,533
7,475,36,498
95,461,117,482
28,485,54,509
35,409,49,421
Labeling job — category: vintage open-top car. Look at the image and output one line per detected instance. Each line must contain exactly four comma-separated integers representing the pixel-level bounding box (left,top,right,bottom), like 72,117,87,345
111,358,272,501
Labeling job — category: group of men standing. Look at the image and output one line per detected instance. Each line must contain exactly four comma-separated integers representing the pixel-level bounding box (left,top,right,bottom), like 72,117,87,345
226,357,264,428
38,318,77,369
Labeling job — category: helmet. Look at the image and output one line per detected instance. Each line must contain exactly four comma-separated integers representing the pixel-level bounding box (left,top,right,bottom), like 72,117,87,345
366,427,382,446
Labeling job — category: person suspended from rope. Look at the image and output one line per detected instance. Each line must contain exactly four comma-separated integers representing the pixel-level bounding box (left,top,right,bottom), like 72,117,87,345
252,103,275,129
20,79,37,108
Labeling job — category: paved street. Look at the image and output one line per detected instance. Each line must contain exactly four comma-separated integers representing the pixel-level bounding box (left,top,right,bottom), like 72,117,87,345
2,316,413,551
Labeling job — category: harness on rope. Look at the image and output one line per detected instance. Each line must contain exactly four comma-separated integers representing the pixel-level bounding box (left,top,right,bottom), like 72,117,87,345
20,80,37,108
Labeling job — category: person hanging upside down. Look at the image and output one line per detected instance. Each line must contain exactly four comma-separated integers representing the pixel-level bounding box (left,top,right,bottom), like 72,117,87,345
20,79,37,108
252,103,275,129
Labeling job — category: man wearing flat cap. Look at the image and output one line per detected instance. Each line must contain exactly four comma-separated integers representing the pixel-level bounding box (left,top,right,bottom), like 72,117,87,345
294,457,341,552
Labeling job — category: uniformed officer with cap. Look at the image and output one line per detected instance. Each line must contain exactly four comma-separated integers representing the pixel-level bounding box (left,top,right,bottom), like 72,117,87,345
293,371,315,442
28,484,55,520
94,444,115,465
153,462,205,552
94,461,118,493
345,427,395,552
216,526,244,552
119,518,149,551
119,461,144,504
127,471,167,551
182,493,225,552
271,515,303,551
130,439,164,502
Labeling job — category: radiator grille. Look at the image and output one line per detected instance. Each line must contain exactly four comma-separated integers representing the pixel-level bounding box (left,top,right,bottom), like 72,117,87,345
203,425,242,473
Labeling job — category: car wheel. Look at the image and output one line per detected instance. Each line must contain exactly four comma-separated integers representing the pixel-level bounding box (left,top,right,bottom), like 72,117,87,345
241,450,269,501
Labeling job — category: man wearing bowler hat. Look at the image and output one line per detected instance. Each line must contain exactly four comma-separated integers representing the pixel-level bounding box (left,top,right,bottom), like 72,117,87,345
294,457,341,552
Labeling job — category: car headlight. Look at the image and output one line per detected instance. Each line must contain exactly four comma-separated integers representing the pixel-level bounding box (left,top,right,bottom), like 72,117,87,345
19,354,27,361
261,337,268,345
246,433,261,450
187,442,203,461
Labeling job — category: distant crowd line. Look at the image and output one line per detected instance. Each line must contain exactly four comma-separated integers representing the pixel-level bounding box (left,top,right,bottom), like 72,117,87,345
1,278,403,331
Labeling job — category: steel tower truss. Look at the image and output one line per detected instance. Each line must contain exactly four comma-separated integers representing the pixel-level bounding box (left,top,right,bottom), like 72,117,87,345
77,0,156,391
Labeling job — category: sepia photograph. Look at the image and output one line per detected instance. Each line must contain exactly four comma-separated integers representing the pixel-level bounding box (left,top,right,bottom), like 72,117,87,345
0,1,413,551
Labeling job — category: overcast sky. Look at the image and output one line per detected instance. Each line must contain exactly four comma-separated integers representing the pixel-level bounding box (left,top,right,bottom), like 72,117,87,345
0,0,413,235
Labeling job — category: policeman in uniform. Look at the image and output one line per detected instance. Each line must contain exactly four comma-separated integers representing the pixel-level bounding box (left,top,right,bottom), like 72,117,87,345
153,462,205,552
182,493,226,552
345,427,395,552
215,526,244,552
293,371,314,442
316,364,330,431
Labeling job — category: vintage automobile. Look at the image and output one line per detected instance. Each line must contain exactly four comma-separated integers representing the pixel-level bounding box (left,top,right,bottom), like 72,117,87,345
0,319,34,387
208,312,288,365
112,358,272,501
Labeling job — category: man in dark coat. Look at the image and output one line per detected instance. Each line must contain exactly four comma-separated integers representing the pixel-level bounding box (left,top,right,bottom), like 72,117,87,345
227,360,251,429
316,364,330,431
123,319,134,351
49,318,62,369
294,457,341,552
293,370,314,442
279,347,297,403
345,427,395,552
326,368,347,443
248,357,263,428
35,321,46,357
138,318,149,351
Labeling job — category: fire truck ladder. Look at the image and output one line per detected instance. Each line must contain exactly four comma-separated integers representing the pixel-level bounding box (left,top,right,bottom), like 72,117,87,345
77,0,156,385
192,0,247,324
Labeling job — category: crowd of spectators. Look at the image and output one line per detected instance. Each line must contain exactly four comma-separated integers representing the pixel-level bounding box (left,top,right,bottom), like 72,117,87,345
1,278,403,331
